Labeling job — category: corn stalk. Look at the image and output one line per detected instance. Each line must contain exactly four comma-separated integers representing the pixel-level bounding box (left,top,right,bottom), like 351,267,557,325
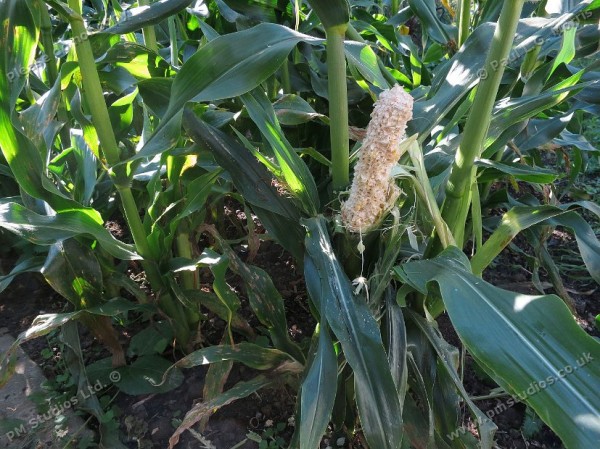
440,0,526,247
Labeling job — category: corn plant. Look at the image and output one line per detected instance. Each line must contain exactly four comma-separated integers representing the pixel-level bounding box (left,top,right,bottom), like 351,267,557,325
1,1,600,449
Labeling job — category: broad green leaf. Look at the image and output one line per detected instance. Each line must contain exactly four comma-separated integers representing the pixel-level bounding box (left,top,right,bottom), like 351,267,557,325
549,25,577,78
42,238,104,308
396,248,600,449
177,289,254,338
70,89,101,159
344,41,390,89
554,129,599,152
71,135,99,206
385,295,408,406
207,230,305,363
175,170,221,221
86,354,184,395
137,77,172,118
273,94,327,126
0,1,74,210
410,23,495,139
486,76,589,150
210,254,240,342
471,206,569,275
19,75,63,152
0,256,45,293
407,0,456,44
300,319,337,449
105,0,194,34
475,159,558,184
182,111,304,259
513,112,574,152
307,0,350,29
242,88,319,216
133,23,322,161
127,322,173,357
0,0,37,105
471,205,600,282
0,201,140,260
175,342,296,371
407,310,496,449
304,217,403,449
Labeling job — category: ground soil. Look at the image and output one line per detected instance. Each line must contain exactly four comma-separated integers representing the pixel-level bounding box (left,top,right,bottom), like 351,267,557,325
1,202,598,449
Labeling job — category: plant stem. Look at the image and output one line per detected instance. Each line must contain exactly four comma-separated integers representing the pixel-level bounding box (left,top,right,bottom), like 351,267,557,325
327,25,350,191
138,0,158,52
346,23,363,42
407,141,455,249
176,228,197,290
68,10,190,344
67,0,81,15
391,0,399,16
39,5,59,85
168,15,178,68
440,0,525,248
457,0,471,48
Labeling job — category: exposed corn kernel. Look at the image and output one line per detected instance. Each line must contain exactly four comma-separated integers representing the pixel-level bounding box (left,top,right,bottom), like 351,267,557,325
341,85,413,233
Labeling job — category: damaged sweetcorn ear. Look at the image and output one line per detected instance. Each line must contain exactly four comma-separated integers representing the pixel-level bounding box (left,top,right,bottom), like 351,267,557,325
341,85,414,233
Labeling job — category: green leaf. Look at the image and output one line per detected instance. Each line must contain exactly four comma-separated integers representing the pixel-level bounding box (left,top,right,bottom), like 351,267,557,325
407,310,497,449
0,201,140,260
300,312,337,449
175,342,296,371
19,75,63,152
242,88,319,216
210,253,240,342
471,204,600,282
385,295,408,406
407,0,456,44
175,170,221,221
204,231,305,362
344,42,390,89
513,112,574,152
0,256,45,293
549,25,577,79
554,129,599,152
127,322,173,357
42,239,104,308
137,77,172,118
307,0,350,29
105,0,194,35
273,94,327,126
182,111,304,259
133,23,321,161
87,355,184,395
396,247,600,449
0,1,75,210
475,159,558,184
303,217,403,449
485,76,589,151
410,23,495,139
200,335,234,431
